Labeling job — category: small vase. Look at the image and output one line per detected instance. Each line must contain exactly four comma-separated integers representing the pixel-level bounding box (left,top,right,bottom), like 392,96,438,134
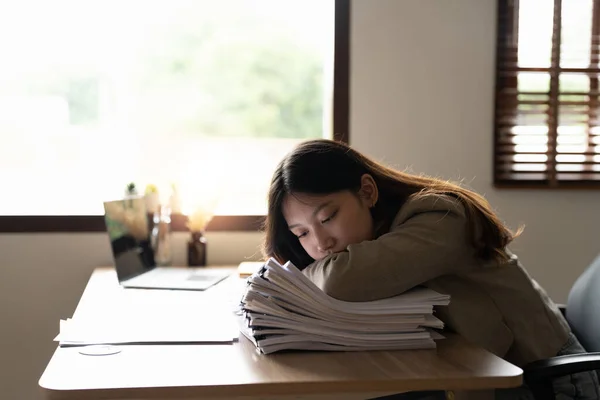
187,231,207,267
152,204,172,266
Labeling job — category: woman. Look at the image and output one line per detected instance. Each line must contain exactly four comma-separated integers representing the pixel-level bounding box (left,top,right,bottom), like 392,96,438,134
262,139,599,400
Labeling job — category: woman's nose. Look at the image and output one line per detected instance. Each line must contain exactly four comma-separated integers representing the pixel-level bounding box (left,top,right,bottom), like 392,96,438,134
316,234,335,253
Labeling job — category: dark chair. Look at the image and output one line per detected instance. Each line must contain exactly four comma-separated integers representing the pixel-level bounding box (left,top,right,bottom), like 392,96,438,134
523,254,600,400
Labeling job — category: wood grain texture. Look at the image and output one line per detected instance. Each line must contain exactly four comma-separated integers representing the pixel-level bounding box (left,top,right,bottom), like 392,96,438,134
39,268,523,399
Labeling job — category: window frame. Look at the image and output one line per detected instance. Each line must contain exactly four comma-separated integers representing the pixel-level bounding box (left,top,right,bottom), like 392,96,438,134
493,0,600,189
0,0,350,233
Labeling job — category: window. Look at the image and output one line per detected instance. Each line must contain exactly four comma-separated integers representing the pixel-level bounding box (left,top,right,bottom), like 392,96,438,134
0,0,349,231
494,0,600,187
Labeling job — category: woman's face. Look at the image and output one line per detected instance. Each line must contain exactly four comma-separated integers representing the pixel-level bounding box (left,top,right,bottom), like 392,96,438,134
282,174,378,261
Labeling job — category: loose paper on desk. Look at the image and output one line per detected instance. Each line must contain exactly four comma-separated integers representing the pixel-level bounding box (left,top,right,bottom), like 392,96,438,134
55,293,239,346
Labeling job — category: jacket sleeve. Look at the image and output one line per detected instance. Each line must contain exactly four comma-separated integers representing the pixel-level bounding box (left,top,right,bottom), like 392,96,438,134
301,194,477,301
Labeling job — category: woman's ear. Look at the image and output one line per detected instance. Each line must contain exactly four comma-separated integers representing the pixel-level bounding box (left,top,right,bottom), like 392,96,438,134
359,174,378,208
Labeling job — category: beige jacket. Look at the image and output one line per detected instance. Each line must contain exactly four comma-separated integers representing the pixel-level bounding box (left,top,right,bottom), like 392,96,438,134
302,193,571,367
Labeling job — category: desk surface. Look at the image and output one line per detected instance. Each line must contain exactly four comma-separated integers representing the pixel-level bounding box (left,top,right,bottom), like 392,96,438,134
39,267,523,400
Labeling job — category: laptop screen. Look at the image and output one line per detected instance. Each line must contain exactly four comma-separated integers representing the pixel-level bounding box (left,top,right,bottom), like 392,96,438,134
103,197,156,282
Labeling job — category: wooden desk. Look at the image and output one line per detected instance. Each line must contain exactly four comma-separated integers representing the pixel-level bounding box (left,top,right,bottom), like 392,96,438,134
39,268,523,400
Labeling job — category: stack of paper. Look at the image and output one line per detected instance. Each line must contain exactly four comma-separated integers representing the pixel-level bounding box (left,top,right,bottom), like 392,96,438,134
239,258,450,354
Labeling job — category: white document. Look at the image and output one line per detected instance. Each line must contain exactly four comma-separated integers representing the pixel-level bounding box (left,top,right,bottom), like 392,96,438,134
55,284,241,347
57,313,239,346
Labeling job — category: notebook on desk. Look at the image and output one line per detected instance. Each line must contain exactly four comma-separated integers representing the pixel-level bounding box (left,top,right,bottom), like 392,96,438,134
103,198,231,291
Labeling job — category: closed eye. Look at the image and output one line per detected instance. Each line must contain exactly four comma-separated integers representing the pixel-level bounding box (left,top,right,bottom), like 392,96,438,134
321,210,338,224
296,231,308,239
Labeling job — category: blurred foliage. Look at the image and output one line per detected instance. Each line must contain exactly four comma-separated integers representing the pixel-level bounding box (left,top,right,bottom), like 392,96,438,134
15,1,327,139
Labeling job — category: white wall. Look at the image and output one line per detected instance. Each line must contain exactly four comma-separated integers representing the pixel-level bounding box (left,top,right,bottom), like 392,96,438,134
2,0,600,399
350,0,600,300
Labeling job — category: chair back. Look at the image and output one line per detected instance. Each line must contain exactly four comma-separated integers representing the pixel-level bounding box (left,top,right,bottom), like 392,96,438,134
566,253,600,352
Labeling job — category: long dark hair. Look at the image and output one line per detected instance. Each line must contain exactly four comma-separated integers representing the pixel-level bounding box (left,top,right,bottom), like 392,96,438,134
263,139,519,269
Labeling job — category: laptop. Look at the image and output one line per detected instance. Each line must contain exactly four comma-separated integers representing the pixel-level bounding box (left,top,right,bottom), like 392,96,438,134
103,198,231,291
